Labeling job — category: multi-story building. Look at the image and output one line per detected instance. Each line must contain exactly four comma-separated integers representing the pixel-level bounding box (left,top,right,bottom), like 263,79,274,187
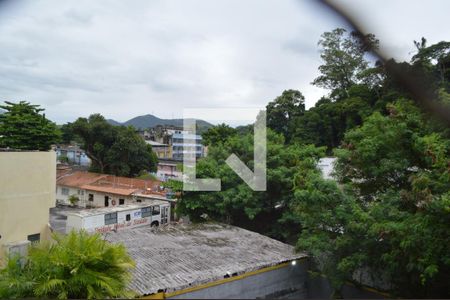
0,150,56,264
140,126,205,161
171,131,204,161
145,140,172,159
156,159,182,181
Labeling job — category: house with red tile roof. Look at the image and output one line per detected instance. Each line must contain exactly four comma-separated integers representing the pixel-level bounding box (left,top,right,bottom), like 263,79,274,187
56,170,168,208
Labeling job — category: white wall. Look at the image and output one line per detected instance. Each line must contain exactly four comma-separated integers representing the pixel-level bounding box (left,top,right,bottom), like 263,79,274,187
56,185,85,206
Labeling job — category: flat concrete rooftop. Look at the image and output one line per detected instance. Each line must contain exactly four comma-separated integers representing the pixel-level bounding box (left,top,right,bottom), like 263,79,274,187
104,222,307,296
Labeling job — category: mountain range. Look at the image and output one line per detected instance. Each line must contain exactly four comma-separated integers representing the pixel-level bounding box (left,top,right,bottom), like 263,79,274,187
106,114,213,131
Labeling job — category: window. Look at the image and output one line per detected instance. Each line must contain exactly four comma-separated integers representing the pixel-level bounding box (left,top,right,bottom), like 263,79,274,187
104,212,117,225
104,196,109,207
27,233,40,243
77,190,84,195
152,205,160,216
61,187,69,195
88,194,94,201
126,214,131,221
119,199,125,205
141,207,151,218
136,199,142,203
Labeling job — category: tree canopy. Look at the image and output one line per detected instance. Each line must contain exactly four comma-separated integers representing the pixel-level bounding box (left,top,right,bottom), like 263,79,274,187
0,101,60,151
312,28,379,99
202,123,237,146
266,89,305,142
179,30,450,297
71,114,158,177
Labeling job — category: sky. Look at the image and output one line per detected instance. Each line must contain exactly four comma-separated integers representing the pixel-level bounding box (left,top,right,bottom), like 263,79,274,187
0,0,449,125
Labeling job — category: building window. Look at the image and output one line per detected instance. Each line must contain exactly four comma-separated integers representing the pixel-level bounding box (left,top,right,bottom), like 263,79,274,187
27,233,40,243
141,207,151,218
88,194,94,201
136,199,142,203
119,199,125,205
152,205,160,216
61,188,69,195
77,190,84,195
104,212,117,225
126,214,131,221
104,196,109,207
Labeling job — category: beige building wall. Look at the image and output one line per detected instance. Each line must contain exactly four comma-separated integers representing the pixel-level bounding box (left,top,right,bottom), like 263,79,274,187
0,151,56,263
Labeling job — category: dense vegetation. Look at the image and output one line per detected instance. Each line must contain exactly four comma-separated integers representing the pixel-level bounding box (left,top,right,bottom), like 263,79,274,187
0,101,60,151
0,231,135,299
181,28,450,297
0,102,157,177
65,114,158,177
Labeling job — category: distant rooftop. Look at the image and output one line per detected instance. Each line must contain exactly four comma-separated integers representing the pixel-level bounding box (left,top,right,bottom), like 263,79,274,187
105,223,307,296
56,171,166,197
145,140,168,146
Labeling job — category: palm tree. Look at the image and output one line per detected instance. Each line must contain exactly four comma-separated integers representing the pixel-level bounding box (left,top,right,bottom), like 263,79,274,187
0,254,35,298
0,230,136,299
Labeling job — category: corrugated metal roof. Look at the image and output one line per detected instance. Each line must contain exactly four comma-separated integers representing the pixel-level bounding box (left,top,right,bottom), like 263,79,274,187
105,223,307,296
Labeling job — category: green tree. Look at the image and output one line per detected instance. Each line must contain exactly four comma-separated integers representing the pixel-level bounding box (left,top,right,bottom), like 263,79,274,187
266,89,305,142
0,230,136,299
106,126,158,177
294,99,450,297
412,38,450,84
202,123,237,146
0,101,60,151
71,114,157,177
59,122,82,144
293,88,373,151
178,129,325,241
312,28,379,99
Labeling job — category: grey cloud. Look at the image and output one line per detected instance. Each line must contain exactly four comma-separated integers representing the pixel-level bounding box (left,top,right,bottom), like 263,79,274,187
0,0,448,124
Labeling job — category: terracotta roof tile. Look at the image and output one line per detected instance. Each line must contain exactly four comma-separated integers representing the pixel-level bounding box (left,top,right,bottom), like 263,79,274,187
56,171,108,188
56,171,166,197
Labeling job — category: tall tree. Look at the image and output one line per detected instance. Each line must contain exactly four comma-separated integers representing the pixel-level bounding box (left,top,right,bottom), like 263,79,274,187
412,38,450,84
312,28,379,99
71,114,157,176
295,99,450,297
202,123,237,146
266,89,305,142
0,101,60,151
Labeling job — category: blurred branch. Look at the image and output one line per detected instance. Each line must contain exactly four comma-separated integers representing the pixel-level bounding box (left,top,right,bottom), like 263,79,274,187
318,0,450,127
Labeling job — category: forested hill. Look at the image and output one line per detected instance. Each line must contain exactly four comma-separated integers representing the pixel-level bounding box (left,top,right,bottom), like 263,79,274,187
107,114,213,131
190,28,450,298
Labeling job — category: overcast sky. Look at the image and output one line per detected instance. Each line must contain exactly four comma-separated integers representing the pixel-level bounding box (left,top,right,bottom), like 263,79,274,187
0,0,449,124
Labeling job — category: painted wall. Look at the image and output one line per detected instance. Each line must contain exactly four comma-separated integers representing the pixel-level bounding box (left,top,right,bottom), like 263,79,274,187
0,151,56,263
56,186,85,205
167,261,308,299
56,187,134,208
85,191,133,208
